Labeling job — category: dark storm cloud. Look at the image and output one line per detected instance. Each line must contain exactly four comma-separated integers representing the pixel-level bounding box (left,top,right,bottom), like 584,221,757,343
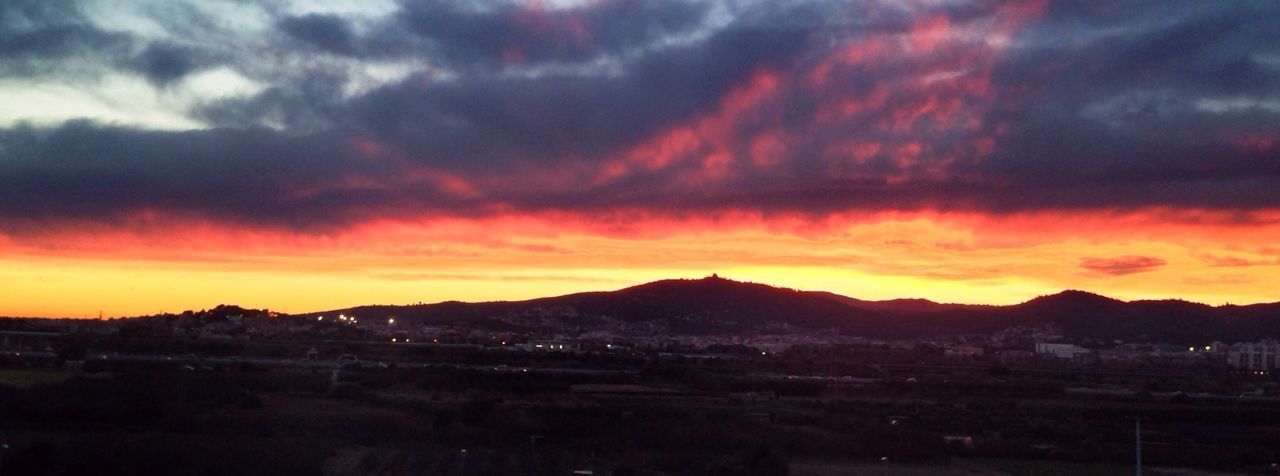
366,27,806,160
995,1,1280,103
203,25,811,164
0,0,226,84
395,0,712,67
1,0,1279,232
0,0,131,76
131,42,202,86
197,71,351,132
128,23,814,229
0,122,488,232
971,0,1280,211
280,14,357,55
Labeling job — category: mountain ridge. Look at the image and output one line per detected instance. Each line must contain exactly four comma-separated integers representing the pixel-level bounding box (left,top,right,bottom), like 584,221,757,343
297,276,1280,343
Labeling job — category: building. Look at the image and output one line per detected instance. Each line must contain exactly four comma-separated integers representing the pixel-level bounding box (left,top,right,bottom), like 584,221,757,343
1035,342,1092,359
525,341,579,352
1224,340,1279,373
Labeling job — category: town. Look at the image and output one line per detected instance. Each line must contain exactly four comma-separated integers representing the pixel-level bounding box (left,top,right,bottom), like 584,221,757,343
3,305,1278,378
2,293,1279,475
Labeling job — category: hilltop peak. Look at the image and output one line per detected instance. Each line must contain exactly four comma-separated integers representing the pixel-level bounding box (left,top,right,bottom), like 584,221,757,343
1024,289,1122,307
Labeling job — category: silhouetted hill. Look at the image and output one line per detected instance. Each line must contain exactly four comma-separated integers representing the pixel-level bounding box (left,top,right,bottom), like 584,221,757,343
994,291,1280,343
1023,290,1123,309
807,291,981,314
301,277,1280,342
313,275,884,335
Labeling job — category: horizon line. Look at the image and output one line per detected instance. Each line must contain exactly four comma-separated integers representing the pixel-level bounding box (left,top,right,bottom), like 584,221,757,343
4,275,1274,320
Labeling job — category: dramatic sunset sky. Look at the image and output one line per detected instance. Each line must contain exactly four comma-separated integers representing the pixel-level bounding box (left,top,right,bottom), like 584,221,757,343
2,0,1278,317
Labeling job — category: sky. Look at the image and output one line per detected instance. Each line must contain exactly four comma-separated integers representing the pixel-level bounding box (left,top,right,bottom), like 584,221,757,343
2,0,1279,317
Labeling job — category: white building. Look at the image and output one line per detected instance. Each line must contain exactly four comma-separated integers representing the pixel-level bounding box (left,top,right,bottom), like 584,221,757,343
524,341,578,352
1224,340,1279,372
1035,342,1092,359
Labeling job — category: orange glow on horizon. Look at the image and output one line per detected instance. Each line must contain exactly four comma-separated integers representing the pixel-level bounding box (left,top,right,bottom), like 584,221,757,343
3,208,1278,317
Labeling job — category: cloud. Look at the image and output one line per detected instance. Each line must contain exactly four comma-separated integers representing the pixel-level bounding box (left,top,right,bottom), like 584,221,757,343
1197,253,1280,268
279,13,357,55
394,0,713,67
131,42,201,86
1079,256,1168,276
0,0,133,77
0,0,1278,236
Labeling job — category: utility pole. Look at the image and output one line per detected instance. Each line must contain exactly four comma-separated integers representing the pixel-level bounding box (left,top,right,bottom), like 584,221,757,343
1134,417,1142,476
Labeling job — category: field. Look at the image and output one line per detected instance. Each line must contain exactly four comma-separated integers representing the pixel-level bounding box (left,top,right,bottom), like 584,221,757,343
0,350,1278,475
0,369,79,388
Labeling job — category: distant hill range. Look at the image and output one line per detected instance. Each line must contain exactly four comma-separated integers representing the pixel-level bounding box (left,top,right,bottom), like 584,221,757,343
304,275,1280,344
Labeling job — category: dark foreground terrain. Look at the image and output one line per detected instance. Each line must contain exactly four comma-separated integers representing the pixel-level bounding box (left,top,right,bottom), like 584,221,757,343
1,345,1278,476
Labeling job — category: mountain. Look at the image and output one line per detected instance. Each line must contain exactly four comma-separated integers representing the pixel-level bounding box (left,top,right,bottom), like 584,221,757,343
997,291,1280,343
806,291,983,314
308,275,885,335
1023,289,1124,310
303,276,1280,343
